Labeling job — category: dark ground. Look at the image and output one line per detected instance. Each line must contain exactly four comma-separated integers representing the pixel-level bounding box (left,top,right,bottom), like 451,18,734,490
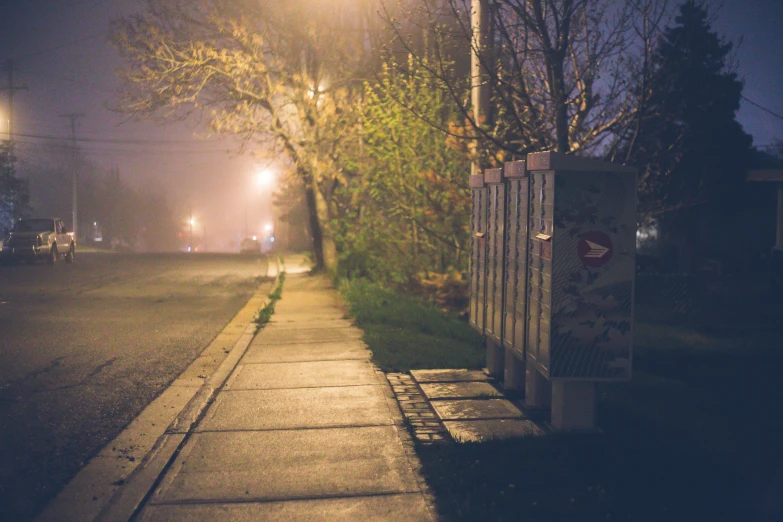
343,274,783,521
0,252,267,522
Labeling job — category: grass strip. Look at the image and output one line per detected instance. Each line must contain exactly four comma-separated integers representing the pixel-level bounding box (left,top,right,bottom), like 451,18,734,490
253,272,286,330
339,279,484,372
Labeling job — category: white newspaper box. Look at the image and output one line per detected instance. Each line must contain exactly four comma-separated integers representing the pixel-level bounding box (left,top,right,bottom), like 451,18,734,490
525,152,637,430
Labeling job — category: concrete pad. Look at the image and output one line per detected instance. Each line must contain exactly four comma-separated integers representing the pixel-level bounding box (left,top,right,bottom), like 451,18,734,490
226,360,378,390
197,386,392,431
410,369,490,383
139,494,432,522
419,381,503,400
150,427,420,504
256,327,364,345
243,340,369,363
443,419,546,443
430,399,524,421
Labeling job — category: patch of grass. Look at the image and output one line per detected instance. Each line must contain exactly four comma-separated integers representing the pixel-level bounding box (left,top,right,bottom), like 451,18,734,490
340,279,484,372
253,272,286,329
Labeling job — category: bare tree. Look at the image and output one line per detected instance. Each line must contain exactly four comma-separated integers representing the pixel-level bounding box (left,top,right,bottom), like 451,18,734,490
110,0,378,269
383,0,672,161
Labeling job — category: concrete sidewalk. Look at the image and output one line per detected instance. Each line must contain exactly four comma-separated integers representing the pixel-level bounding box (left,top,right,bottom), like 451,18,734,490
134,271,436,521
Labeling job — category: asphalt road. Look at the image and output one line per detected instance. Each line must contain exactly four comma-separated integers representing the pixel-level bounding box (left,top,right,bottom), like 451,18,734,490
0,252,269,522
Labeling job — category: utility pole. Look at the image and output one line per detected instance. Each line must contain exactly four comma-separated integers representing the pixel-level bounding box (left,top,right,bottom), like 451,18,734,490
470,0,490,176
59,112,85,238
1,59,28,151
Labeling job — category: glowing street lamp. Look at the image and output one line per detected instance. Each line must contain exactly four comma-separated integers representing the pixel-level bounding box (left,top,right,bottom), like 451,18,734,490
255,168,275,189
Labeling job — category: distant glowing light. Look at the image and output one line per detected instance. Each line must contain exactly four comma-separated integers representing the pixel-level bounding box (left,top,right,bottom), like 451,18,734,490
270,237,275,242
252,235,257,241
93,222,97,226
255,168,275,188
264,223,273,232
189,218,195,226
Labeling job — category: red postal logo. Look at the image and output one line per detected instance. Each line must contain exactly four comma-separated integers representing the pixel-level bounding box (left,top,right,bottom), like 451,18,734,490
578,231,614,268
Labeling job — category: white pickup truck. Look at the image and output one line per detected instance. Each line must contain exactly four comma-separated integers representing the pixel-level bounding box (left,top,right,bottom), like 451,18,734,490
3,218,76,264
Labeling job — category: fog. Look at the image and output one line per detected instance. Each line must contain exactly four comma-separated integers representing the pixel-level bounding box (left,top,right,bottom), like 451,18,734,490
1,0,781,252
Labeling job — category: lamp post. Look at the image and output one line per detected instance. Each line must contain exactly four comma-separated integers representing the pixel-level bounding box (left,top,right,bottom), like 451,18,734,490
189,216,194,253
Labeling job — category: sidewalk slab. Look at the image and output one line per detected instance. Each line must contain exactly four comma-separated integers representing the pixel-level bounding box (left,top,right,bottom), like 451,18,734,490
148,426,420,504
419,381,503,400
226,360,378,390
257,327,363,345
196,385,393,431
242,340,369,364
430,398,525,421
266,318,355,330
139,492,432,522
410,369,490,383
443,419,546,443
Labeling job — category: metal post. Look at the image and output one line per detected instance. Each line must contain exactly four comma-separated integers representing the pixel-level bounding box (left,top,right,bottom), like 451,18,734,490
470,0,489,177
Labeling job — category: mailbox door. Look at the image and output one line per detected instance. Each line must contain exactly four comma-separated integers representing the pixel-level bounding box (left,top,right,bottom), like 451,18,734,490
485,182,506,343
526,171,554,375
503,177,530,356
469,187,488,333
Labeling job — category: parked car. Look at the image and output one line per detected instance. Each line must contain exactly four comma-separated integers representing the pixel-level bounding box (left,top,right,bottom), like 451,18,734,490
2,218,75,264
239,237,261,255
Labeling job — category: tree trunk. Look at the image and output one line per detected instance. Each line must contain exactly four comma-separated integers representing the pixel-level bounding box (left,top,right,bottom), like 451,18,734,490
301,169,326,270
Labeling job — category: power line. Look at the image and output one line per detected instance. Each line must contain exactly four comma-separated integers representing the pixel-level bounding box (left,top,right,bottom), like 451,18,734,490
9,130,231,147
742,95,783,122
23,31,108,59
12,141,235,156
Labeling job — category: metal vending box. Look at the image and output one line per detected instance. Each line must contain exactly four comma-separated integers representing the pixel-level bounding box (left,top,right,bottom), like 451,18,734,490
469,173,488,333
484,168,505,344
525,152,637,381
502,160,529,358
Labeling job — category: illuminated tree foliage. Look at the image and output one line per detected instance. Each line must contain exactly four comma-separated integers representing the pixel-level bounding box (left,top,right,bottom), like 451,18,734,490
110,0,377,269
332,55,471,286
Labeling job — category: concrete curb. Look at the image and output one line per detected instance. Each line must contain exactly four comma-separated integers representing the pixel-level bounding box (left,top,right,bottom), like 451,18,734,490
35,258,281,522
97,265,283,522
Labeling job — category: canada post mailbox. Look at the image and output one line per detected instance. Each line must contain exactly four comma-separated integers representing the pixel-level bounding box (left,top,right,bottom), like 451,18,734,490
502,160,529,358
525,152,637,381
469,173,488,333
484,168,505,344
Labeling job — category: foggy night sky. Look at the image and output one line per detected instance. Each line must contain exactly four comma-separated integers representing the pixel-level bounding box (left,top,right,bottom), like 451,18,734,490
1,0,782,248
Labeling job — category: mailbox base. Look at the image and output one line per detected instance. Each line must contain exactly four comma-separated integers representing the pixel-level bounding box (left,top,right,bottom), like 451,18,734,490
503,349,526,391
551,381,597,431
525,366,551,409
486,338,505,377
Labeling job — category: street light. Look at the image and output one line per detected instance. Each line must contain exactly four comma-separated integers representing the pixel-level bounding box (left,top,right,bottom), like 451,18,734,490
246,167,276,240
255,168,275,188
189,217,195,252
